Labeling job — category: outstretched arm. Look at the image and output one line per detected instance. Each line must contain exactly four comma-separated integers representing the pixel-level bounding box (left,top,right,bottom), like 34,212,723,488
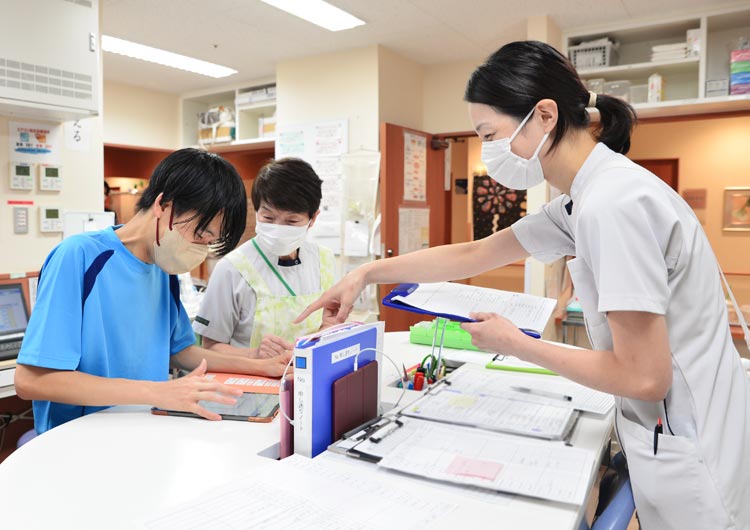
295,227,529,323
15,359,241,421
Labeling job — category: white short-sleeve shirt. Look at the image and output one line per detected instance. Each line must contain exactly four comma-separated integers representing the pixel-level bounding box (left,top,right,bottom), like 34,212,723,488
512,143,750,528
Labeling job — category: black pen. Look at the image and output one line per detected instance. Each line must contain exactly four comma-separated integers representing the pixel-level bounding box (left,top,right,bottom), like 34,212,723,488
511,385,573,402
653,417,663,455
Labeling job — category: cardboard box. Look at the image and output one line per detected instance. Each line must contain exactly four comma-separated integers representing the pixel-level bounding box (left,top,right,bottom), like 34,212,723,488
259,116,276,138
199,125,234,144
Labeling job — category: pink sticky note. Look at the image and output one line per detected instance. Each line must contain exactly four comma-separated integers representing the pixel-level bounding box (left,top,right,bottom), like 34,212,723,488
446,455,503,481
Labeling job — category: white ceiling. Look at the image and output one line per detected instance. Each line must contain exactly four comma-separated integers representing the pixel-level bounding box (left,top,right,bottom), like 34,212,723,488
102,0,732,95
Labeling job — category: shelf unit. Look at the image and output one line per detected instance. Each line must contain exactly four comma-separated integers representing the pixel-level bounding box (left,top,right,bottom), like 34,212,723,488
564,5,750,118
181,82,276,151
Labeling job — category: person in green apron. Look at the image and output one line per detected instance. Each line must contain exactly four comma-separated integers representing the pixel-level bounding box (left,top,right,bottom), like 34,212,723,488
193,158,336,359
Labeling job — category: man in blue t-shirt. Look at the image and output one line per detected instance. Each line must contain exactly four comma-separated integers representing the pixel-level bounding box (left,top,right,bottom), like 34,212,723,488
16,148,291,434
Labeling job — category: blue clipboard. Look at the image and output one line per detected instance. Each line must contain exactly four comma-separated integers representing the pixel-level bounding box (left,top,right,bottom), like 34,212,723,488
381,283,476,323
381,283,542,339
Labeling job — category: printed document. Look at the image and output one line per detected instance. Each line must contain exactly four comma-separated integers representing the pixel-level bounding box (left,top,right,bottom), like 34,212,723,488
449,365,614,415
376,418,595,505
392,282,556,331
402,386,577,440
140,456,458,530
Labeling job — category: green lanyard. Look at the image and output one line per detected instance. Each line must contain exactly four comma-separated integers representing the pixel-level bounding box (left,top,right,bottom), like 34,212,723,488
252,238,296,296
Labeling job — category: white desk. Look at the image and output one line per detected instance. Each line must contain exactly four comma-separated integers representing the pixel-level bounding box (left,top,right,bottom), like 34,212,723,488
0,332,613,530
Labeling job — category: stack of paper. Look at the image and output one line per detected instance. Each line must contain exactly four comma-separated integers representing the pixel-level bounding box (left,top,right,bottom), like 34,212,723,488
401,385,577,440
370,417,596,505
140,455,460,530
650,42,687,62
449,364,614,415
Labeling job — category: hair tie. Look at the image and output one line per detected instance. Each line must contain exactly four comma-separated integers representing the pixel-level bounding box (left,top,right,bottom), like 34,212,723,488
587,91,597,108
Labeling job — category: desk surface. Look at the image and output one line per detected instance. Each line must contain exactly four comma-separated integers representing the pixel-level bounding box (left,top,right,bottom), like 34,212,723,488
0,332,613,530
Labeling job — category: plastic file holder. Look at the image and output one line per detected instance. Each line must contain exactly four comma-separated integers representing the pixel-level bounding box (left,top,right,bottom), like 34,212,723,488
409,320,478,351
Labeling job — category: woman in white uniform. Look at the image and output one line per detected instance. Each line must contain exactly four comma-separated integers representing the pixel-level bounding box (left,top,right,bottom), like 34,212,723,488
298,41,750,529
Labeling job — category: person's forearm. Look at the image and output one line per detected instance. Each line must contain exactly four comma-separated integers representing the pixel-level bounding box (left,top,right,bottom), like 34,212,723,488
519,338,671,401
15,365,158,406
173,345,277,376
360,228,528,286
204,340,257,358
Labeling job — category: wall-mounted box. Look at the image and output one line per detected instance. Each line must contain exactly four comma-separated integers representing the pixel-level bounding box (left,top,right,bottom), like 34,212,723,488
0,0,100,121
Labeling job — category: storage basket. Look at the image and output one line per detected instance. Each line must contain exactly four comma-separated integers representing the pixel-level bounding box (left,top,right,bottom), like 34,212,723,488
197,106,235,145
568,42,618,70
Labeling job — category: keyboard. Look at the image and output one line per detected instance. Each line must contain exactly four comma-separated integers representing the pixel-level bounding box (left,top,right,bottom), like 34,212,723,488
0,339,22,361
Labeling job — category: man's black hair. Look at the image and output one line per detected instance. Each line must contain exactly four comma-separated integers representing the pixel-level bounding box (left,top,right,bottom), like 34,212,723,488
136,148,247,256
251,158,322,218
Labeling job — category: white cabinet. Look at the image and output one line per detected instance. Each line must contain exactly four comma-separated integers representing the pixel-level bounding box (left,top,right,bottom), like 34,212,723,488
564,6,750,119
0,0,100,121
181,82,276,152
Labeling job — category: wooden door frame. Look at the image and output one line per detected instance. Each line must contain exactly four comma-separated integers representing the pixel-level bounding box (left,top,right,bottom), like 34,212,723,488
378,123,451,330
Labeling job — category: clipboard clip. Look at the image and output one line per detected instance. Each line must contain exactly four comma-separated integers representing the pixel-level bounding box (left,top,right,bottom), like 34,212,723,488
369,418,404,443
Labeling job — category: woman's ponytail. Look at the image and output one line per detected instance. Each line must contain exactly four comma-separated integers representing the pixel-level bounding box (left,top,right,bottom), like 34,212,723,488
593,94,637,155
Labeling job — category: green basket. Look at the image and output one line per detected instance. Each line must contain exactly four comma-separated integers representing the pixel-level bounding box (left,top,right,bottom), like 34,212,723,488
409,320,478,351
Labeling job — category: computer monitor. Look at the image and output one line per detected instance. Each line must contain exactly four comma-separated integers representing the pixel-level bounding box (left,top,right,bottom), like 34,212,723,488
0,283,29,337
63,211,115,239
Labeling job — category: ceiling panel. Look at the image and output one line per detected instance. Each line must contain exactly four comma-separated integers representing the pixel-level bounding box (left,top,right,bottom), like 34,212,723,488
101,0,735,94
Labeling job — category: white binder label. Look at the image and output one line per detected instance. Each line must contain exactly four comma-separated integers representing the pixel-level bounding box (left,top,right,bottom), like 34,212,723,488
331,345,359,364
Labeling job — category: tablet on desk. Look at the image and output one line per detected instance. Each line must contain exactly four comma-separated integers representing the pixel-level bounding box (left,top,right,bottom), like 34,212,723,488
151,392,280,422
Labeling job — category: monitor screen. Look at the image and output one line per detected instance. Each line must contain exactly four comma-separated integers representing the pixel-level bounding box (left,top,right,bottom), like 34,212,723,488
16,165,31,177
0,284,29,335
45,167,59,178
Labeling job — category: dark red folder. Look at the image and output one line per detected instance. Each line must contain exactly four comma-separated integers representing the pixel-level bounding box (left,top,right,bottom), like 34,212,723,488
331,360,378,442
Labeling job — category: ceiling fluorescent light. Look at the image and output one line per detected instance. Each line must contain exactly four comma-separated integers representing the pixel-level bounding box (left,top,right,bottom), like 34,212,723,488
259,0,365,31
101,35,237,78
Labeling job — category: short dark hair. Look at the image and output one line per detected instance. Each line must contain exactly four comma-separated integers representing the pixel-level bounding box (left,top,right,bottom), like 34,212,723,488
251,158,322,218
465,41,637,154
137,148,247,256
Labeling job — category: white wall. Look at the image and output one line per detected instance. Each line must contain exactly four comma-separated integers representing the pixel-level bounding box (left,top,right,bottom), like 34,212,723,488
0,117,104,274
276,46,380,151
1,4,106,275
422,59,482,134
378,46,424,131
103,80,181,150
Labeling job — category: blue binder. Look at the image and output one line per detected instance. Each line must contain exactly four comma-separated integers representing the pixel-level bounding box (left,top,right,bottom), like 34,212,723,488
293,321,384,458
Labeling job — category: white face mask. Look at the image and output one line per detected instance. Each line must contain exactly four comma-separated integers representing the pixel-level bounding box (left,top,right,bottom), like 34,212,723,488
480,107,550,190
255,221,309,256
153,211,208,275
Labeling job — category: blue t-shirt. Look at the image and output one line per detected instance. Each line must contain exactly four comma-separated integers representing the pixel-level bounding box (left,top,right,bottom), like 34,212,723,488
18,226,196,433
